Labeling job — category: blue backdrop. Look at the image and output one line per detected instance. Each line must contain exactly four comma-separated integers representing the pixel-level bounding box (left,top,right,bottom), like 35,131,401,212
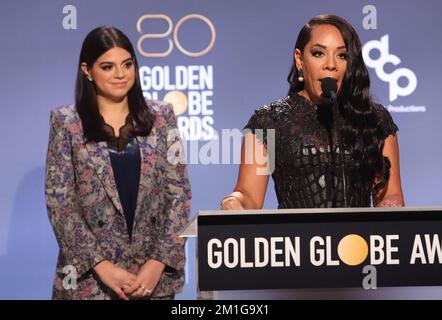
1,0,441,299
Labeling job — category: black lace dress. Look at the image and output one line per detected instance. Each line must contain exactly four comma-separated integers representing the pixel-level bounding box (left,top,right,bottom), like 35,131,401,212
244,93,398,208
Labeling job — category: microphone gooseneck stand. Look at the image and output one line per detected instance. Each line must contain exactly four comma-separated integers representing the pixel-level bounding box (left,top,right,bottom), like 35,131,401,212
337,120,348,208
331,99,348,208
320,97,348,208
320,78,348,208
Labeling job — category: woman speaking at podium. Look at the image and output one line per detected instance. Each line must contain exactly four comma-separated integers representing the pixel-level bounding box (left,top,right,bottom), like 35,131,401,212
221,15,404,210
45,26,191,299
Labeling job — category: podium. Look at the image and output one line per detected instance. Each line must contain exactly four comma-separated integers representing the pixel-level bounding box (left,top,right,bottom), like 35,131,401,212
181,207,442,299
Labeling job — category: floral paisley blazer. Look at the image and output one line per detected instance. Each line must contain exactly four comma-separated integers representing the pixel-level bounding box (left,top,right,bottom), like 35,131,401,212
45,101,191,299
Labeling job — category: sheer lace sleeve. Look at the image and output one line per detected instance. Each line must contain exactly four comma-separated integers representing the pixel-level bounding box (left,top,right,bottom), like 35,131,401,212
243,105,275,146
372,104,399,140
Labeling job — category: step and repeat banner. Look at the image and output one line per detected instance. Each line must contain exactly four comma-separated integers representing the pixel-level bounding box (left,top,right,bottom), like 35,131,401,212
0,0,441,299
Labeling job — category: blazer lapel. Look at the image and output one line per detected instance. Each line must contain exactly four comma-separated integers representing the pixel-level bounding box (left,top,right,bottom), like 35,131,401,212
133,127,158,229
85,141,124,215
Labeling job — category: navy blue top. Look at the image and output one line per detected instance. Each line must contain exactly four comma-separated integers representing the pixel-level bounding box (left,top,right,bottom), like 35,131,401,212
108,137,140,240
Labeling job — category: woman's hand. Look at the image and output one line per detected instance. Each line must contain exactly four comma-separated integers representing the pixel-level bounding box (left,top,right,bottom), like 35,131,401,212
123,259,165,298
93,260,137,300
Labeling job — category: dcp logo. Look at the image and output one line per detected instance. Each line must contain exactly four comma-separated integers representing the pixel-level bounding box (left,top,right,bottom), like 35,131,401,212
363,35,417,102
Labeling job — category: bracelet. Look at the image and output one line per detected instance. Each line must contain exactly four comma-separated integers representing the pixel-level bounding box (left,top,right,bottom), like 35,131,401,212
220,194,242,208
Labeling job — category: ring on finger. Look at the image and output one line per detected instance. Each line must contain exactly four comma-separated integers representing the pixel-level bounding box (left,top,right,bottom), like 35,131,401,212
143,288,152,295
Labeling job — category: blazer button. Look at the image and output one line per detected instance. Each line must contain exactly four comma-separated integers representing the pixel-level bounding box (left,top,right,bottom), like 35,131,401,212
98,220,104,228
150,217,156,224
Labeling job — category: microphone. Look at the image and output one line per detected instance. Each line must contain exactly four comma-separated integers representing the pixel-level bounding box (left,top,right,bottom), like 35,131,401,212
321,77,337,104
320,77,348,207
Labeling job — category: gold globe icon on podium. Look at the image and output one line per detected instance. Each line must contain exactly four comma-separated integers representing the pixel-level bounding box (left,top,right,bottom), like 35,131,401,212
337,234,369,266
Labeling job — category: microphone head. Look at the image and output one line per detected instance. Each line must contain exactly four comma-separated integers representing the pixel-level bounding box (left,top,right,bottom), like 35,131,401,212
321,77,337,104
321,77,337,95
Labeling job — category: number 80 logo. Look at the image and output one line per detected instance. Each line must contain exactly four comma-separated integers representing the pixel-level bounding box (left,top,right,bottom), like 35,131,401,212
137,14,216,57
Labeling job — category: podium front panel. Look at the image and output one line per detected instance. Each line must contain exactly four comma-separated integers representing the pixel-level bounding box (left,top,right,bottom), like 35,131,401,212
196,208,442,291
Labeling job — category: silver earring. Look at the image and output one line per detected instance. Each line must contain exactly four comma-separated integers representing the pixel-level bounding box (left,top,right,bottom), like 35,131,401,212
298,70,304,82
87,76,93,82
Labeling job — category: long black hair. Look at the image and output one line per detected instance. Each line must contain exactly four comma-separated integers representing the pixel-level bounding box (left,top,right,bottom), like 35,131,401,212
75,26,155,142
287,14,390,196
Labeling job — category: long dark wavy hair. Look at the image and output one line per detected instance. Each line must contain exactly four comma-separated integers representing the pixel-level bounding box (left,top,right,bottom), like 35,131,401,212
287,15,390,196
75,26,155,142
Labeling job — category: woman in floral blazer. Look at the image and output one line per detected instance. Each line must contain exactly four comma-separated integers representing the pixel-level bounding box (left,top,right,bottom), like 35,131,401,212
45,26,191,300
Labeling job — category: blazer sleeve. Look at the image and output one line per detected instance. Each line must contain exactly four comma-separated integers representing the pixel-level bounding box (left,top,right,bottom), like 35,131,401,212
45,110,106,279
151,104,191,271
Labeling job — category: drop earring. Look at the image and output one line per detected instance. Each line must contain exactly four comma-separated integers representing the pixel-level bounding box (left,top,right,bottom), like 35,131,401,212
298,69,304,82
